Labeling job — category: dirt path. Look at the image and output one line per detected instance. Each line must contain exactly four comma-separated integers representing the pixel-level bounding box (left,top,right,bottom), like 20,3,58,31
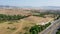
11,22,23,34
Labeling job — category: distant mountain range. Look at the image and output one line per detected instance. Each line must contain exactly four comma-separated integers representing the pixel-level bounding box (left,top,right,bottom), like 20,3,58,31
0,5,60,9
0,5,19,9
40,6,60,9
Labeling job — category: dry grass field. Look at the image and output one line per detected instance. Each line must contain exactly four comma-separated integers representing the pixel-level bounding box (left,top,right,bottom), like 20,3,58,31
0,8,32,16
0,8,56,34
0,16,54,34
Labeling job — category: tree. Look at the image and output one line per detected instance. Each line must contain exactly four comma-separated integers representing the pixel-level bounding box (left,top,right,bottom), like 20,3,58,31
29,22,51,34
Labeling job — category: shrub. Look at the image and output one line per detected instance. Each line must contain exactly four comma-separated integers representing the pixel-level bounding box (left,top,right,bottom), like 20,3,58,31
23,27,29,31
29,22,51,34
56,28,60,34
7,27,16,30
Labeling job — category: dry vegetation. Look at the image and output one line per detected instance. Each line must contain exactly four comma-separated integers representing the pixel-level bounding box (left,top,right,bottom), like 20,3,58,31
0,16,54,34
0,8,57,34
0,8,32,16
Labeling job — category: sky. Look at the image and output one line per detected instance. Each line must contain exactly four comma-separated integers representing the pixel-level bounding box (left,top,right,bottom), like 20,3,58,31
0,0,60,7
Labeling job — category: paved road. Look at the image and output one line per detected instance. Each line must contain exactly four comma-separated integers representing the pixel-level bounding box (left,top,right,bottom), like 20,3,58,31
39,19,60,34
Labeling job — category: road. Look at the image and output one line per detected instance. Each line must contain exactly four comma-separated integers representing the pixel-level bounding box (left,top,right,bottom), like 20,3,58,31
39,19,60,34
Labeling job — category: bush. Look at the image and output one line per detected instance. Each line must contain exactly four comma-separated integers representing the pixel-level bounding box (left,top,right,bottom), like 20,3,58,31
7,27,16,30
56,28,60,34
23,27,29,31
29,22,51,34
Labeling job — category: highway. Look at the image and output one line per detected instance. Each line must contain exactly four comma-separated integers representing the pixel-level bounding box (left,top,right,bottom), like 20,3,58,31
39,19,60,34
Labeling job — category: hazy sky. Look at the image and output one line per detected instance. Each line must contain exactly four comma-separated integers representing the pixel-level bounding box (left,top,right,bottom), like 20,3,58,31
0,0,60,7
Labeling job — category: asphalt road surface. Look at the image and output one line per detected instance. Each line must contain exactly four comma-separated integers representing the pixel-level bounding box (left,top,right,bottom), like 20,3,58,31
39,19,60,34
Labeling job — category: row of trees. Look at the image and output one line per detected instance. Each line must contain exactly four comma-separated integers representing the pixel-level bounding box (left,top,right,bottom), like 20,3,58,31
33,13,45,18
29,22,51,34
0,14,28,21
